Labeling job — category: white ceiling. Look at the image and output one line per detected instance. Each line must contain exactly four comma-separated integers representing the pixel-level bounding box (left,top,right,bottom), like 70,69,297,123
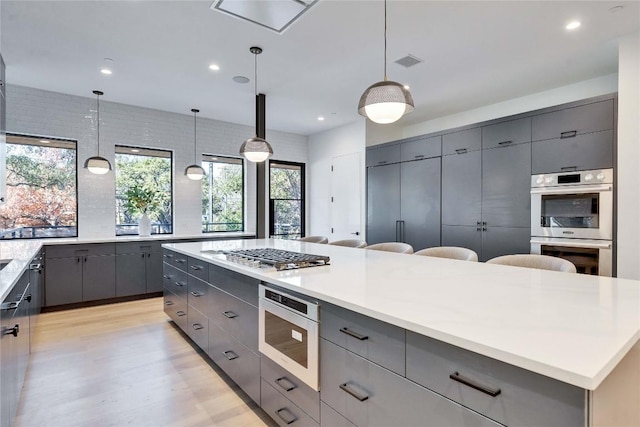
2,1,639,136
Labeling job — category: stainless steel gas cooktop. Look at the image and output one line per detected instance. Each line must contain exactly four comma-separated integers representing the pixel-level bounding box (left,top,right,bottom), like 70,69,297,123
222,248,330,271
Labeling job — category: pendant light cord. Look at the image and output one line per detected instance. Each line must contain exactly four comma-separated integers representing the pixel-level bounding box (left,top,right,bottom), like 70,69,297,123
193,110,197,163
96,93,101,155
254,51,258,98
384,0,387,81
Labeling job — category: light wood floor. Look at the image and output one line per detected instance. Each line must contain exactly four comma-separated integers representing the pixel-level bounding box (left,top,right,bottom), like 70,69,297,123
15,298,276,427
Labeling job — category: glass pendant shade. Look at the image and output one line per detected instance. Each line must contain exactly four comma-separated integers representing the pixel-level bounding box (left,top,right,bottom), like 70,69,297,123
185,164,205,180
240,136,273,163
84,156,111,175
358,80,414,124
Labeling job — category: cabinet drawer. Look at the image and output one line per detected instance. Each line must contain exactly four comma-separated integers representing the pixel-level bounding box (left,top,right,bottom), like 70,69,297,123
365,144,401,167
46,243,115,259
187,275,212,320
531,130,613,174
163,289,187,331
320,339,500,427
400,136,441,162
163,264,187,301
320,402,355,427
186,305,209,353
262,379,319,427
172,252,189,271
209,263,259,307
482,117,531,149
208,322,260,404
532,99,614,142
209,285,258,352
442,127,482,155
115,242,154,255
187,256,208,281
405,332,585,427
162,249,176,264
320,302,405,375
261,356,320,422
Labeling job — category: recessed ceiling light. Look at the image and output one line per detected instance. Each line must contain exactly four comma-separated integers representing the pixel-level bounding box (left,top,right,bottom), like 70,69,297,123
100,68,112,75
566,21,581,30
101,58,114,75
131,149,140,153
317,116,325,121
233,75,250,84
209,64,220,71
40,139,50,143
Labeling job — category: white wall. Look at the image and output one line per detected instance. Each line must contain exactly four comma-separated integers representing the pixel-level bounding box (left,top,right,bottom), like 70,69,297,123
5,85,307,238
616,32,640,280
308,120,366,238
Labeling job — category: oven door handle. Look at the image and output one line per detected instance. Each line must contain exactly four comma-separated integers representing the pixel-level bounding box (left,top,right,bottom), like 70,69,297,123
530,185,612,195
530,239,612,249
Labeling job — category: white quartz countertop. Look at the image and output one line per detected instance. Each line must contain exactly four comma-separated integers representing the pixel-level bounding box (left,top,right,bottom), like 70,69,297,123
37,231,255,245
0,241,43,301
164,239,640,391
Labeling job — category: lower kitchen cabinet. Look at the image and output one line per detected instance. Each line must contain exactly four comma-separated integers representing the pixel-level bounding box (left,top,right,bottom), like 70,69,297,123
320,402,356,427
442,225,531,262
261,379,319,427
115,242,163,297
320,338,500,427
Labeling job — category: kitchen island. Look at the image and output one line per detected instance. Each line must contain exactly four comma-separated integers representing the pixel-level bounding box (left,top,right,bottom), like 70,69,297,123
164,239,639,427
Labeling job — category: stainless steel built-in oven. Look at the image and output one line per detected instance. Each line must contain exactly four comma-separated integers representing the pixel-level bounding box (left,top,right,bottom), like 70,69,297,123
531,169,613,241
259,284,320,391
531,237,612,276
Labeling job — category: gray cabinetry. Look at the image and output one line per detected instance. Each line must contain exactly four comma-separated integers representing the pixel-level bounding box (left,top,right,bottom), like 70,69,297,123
400,135,441,162
0,53,5,206
532,130,614,174
115,252,146,297
482,117,531,149
443,127,482,155
261,379,319,427
441,225,483,259
442,149,482,226
320,402,356,427
365,144,400,167
45,244,116,306
406,332,585,427
320,338,500,427
208,285,258,352
366,163,400,245
531,99,613,142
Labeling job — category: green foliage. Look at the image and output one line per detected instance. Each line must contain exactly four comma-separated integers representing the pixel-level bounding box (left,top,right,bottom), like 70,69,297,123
269,166,302,237
124,184,161,219
202,161,243,231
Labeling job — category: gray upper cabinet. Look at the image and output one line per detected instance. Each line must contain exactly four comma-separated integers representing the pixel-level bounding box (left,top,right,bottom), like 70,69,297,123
482,142,531,228
442,127,482,155
531,99,614,142
400,135,441,162
482,117,531,149
441,150,481,226
365,144,401,167
532,130,614,174
400,157,441,251
366,163,400,245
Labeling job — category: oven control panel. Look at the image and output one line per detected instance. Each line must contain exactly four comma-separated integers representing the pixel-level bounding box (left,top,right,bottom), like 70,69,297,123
531,168,613,187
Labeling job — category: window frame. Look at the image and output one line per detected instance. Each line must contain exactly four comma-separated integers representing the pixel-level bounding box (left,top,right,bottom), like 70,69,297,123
201,154,245,233
114,144,174,236
268,160,306,239
1,133,79,240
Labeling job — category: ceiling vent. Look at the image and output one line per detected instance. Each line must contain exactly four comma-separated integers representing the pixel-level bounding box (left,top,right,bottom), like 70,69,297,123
394,54,423,68
211,0,318,34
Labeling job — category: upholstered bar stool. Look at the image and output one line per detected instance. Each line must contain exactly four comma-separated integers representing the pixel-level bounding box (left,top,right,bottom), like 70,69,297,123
414,246,478,262
329,239,368,248
298,236,329,244
365,242,414,254
486,254,577,273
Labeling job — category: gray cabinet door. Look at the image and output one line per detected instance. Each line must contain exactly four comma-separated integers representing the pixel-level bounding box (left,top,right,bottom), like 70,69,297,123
482,142,531,228
366,163,400,245
441,225,482,259
82,255,116,301
482,117,531,149
400,157,441,251
531,130,614,174
45,257,83,306
481,227,531,262
116,253,146,297
400,135,441,162
365,144,400,167
442,150,481,226
442,127,482,155
146,243,163,293
531,99,614,142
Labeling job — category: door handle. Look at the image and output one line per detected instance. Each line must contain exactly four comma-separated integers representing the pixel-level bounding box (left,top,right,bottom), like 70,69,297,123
449,371,501,397
274,408,297,425
223,350,238,360
275,376,297,392
339,383,369,401
351,231,360,236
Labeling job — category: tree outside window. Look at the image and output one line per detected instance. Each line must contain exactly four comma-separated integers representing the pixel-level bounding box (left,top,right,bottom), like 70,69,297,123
269,161,304,239
201,155,244,233
115,146,172,235
0,134,77,239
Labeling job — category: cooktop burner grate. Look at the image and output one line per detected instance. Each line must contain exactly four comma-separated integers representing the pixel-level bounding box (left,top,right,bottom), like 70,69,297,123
223,248,330,271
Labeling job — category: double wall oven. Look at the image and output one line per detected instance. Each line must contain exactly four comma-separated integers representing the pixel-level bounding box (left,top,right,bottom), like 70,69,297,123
530,169,613,276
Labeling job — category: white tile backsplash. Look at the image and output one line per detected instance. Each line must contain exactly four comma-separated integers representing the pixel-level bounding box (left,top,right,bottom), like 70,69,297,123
5,84,308,238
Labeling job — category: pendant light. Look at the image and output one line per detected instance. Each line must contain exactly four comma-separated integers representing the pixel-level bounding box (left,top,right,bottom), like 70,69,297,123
84,90,112,174
185,108,206,180
239,46,273,163
358,0,414,124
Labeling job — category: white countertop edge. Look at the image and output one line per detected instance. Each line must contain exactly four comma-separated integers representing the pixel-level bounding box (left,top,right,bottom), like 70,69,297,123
163,242,639,391
0,242,43,302
36,232,256,245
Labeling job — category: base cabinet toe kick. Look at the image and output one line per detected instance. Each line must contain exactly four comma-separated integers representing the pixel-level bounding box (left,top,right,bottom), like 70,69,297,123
161,247,639,427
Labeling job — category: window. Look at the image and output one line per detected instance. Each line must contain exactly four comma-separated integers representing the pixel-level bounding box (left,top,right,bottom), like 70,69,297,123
201,155,244,232
269,161,305,239
0,134,78,239
115,146,172,235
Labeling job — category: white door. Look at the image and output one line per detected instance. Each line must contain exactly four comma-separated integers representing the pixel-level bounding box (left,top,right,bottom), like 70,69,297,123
331,152,362,241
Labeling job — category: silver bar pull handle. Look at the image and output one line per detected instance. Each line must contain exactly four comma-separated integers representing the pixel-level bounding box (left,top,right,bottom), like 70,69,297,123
223,311,238,319
223,350,238,360
165,301,174,306
449,371,501,397
340,383,369,402
190,291,203,297
455,148,468,154
191,323,204,331
560,130,578,139
275,376,297,392
274,408,297,425
498,140,513,146
176,311,186,317
340,327,369,341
